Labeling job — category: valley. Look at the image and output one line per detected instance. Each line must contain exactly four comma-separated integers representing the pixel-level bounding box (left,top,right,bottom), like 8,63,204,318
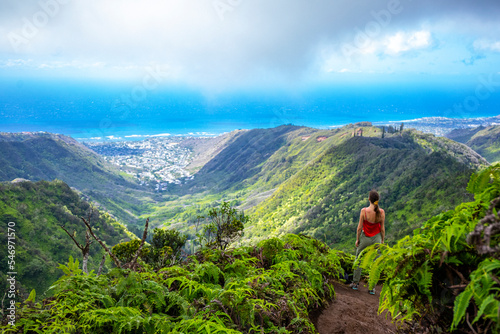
1,122,499,333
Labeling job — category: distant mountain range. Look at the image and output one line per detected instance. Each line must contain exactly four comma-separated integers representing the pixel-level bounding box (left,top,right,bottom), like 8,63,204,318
446,125,500,163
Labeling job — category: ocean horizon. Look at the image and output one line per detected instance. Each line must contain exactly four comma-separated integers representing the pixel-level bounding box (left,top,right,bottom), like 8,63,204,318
1,78,499,141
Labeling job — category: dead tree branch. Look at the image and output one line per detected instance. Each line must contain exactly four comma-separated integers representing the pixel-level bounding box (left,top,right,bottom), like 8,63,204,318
124,218,149,270
60,224,93,274
97,254,106,276
81,217,122,268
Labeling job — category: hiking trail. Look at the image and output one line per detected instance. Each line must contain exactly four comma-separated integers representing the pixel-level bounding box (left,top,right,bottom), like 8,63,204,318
313,281,398,334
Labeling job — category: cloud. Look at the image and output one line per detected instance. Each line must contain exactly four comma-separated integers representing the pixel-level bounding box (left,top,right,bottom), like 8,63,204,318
1,58,33,67
0,0,499,89
384,30,432,55
473,39,500,53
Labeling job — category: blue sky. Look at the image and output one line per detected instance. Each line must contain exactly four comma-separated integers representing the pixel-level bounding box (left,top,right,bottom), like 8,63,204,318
0,0,499,92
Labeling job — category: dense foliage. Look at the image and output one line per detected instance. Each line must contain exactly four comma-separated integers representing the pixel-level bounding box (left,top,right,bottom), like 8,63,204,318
356,164,500,333
0,180,132,299
1,234,353,333
112,228,187,269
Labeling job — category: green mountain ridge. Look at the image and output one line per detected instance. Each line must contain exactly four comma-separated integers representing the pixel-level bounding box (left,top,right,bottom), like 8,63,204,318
178,125,312,193
180,125,378,194
0,132,156,225
446,124,500,163
0,179,133,299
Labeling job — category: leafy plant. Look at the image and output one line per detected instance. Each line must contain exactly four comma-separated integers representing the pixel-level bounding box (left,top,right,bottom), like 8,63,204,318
197,201,248,251
146,228,188,268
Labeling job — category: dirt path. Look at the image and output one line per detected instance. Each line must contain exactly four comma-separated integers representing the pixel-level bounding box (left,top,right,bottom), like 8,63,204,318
313,281,399,334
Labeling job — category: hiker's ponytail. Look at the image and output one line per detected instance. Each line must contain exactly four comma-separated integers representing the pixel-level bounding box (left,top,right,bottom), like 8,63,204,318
369,190,381,223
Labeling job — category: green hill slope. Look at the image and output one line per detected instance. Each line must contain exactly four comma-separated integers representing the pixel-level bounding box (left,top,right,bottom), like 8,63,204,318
182,124,382,195
446,125,500,163
0,180,133,299
181,125,310,192
246,130,488,250
0,132,156,225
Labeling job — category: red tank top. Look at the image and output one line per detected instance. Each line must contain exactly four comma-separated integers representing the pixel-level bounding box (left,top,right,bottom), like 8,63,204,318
362,209,381,237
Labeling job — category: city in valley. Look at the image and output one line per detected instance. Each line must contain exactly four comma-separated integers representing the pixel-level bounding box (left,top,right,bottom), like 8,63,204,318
85,137,196,191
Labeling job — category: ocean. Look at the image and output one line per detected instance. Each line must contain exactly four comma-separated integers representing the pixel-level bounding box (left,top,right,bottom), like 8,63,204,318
1,77,499,141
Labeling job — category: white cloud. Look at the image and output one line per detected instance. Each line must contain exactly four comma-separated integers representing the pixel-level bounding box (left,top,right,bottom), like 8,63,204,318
473,39,500,52
2,59,33,67
384,30,432,55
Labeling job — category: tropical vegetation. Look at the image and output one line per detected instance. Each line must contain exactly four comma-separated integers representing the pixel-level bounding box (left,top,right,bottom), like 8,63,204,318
0,180,132,299
1,232,353,333
356,164,500,333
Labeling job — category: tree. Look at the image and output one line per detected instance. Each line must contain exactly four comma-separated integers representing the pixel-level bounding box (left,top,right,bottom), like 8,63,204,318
111,228,187,269
146,228,187,268
382,126,385,139
198,201,248,251
400,122,404,132
111,239,148,264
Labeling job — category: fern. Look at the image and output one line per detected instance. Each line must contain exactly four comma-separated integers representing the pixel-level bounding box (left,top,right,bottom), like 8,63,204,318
367,254,386,290
358,245,380,271
371,165,500,332
194,262,223,285
451,287,474,330
416,261,433,298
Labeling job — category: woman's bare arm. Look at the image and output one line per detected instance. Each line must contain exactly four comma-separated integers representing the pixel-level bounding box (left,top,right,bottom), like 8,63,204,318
380,209,385,243
356,209,364,247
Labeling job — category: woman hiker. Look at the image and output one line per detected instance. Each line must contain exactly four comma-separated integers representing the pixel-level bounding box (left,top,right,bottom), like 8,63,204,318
351,190,385,294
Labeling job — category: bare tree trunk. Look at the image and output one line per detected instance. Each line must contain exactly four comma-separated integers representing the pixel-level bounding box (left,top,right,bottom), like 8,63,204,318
1,291,6,317
82,251,89,274
82,230,92,274
97,254,106,276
